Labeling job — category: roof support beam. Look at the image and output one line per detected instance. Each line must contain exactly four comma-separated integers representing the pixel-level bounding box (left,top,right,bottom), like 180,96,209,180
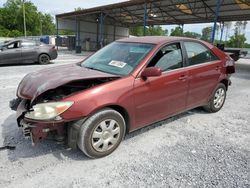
151,2,180,24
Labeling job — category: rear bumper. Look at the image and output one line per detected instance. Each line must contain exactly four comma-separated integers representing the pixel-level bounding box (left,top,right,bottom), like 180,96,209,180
49,50,58,60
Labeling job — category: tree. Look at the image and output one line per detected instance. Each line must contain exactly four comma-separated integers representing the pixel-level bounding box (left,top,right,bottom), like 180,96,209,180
74,7,84,11
227,34,246,48
147,26,167,36
170,26,183,36
201,26,212,41
129,25,167,36
183,31,201,39
0,0,55,37
235,21,248,36
224,22,232,43
227,21,248,48
129,26,144,36
40,13,56,35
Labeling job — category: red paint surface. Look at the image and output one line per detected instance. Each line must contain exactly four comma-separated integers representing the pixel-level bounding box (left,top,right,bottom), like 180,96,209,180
17,37,233,138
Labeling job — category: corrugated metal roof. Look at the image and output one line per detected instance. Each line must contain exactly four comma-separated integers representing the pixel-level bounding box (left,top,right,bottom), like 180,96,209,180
56,0,250,25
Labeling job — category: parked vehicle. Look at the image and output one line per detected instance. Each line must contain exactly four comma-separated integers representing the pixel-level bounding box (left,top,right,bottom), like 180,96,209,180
0,39,57,65
10,36,235,158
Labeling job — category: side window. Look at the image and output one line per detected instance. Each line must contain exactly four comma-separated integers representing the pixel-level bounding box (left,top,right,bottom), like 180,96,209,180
7,42,20,49
184,42,218,66
148,43,183,72
21,41,36,47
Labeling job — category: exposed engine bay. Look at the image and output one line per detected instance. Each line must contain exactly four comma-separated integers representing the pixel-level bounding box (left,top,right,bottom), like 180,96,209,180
33,77,118,104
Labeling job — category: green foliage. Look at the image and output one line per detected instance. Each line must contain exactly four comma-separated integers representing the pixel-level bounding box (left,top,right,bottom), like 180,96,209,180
227,34,246,48
201,26,212,41
170,26,183,36
226,21,248,48
169,26,201,39
0,0,55,37
74,7,84,11
243,43,250,48
183,31,201,39
129,26,167,36
129,26,144,36
40,13,56,35
147,26,167,36
59,30,75,35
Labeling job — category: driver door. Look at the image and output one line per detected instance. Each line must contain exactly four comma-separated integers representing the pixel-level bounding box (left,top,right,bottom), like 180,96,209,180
133,42,189,129
0,41,22,65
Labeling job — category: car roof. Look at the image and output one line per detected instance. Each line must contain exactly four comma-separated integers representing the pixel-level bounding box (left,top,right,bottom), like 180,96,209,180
117,36,188,44
5,39,36,44
117,36,214,48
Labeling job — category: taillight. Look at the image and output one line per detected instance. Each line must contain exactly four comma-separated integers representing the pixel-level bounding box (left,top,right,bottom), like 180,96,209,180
51,46,55,50
225,57,235,74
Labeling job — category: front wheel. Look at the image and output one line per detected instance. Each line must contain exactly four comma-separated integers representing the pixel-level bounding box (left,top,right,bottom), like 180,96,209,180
204,83,227,113
77,108,126,158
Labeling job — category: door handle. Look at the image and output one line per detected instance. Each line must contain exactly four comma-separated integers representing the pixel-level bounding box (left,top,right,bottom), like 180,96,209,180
215,66,221,70
178,75,188,81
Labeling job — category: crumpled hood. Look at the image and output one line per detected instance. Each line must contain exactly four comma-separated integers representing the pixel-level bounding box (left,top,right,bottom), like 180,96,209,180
17,63,118,102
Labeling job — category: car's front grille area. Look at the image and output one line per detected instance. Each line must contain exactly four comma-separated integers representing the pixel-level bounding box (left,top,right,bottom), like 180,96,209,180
20,120,32,138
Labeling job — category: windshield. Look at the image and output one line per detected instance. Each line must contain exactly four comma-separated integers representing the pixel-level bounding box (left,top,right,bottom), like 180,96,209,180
81,42,154,76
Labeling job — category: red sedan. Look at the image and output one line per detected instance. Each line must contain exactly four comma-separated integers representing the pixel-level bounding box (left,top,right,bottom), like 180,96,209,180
11,36,235,158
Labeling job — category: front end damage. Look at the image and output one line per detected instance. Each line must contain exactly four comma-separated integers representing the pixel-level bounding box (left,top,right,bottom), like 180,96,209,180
13,98,67,145
11,77,118,147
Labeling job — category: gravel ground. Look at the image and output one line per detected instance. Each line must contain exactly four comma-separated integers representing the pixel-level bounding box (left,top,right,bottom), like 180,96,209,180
0,55,249,188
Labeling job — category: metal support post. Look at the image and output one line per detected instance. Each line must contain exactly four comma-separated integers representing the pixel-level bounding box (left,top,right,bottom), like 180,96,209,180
99,12,104,48
220,22,224,43
143,2,147,36
211,0,221,43
56,17,59,50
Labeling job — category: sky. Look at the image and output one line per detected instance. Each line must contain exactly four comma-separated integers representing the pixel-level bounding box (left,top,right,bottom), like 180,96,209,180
0,0,250,42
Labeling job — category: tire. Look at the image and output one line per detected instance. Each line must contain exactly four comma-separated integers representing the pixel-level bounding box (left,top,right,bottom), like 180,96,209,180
77,108,126,158
203,83,227,113
38,54,50,65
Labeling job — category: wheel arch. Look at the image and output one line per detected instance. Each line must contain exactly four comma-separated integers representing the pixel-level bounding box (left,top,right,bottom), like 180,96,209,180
220,79,229,90
89,104,131,135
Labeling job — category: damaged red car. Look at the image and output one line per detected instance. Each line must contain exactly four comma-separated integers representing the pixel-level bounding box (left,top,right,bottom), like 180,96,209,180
10,36,235,158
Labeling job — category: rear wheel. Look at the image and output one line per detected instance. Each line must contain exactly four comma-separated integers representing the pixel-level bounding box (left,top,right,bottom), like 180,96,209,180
38,54,50,65
204,83,227,113
77,108,126,158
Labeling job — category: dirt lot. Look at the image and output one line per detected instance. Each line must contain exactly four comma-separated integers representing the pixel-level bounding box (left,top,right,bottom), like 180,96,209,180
0,55,249,188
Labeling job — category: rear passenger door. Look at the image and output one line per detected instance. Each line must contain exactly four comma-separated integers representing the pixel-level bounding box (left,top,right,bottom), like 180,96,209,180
183,41,221,109
21,41,38,63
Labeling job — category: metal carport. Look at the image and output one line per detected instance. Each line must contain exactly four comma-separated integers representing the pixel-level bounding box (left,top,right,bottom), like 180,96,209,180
56,0,250,51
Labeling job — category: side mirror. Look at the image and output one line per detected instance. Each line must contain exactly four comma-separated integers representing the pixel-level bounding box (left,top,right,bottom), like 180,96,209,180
141,67,162,78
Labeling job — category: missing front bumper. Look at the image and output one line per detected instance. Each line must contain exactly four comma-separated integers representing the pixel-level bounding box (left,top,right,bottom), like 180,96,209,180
19,119,65,145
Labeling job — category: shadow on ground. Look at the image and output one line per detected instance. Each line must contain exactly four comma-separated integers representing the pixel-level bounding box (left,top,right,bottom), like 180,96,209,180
0,62,54,67
1,108,206,162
